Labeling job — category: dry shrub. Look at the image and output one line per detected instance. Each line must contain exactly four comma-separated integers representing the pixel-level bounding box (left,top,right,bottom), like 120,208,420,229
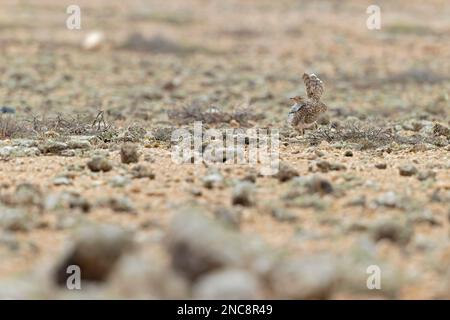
308,121,447,149
29,111,113,137
308,123,394,148
168,102,264,126
0,115,29,139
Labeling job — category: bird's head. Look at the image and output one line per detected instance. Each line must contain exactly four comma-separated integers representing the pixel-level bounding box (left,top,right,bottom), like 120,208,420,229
290,96,306,104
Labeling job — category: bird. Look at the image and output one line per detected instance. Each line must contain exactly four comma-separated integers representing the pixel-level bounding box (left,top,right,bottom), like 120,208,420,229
287,73,327,135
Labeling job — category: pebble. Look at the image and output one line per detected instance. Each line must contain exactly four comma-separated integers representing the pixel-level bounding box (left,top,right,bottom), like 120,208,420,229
306,175,334,195
12,183,43,208
130,164,155,179
232,181,255,207
399,164,418,177
87,156,112,172
53,176,72,186
270,207,298,222
417,170,436,181
214,207,241,229
82,31,105,50
193,269,263,299
202,170,224,189
38,141,68,154
371,220,412,245
344,150,353,157
108,196,135,213
109,175,131,187
375,163,387,169
167,208,273,281
274,162,299,182
45,191,90,213
0,207,35,232
67,139,91,150
120,143,139,164
375,191,399,208
270,255,337,299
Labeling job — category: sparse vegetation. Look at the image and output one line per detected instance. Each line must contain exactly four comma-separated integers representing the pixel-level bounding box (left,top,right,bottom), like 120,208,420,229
167,102,264,126
0,115,26,139
0,0,448,300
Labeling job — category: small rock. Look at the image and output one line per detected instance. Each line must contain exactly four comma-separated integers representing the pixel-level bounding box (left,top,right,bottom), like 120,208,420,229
375,163,387,169
120,143,139,164
345,195,366,207
108,197,135,213
375,191,399,208
55,214,83,230
214,207,241,229
60,149,76,157
82,31,105,50
167,208,274,281
344,150,353,157
45,191,90,213
67,139,91,150
109,175,131,187
188,187,202,197
329,162,346,171
108,252,189,299
0,146,14,157
232,182,255,207
270,207,297,222
87,156,112,172
274,162,299,182
193,269,263,299
0,207,35,231
202,169,224,189
11,183,43,208
409,144,429,152
399,164,418,177
242,173,257,183
306,175,334,195
409,210,441,226
53,176,72,186
371,220,412,245
417,170,436,181
130,164,154,179
54,224,133,284
0,232,19,250
270,255,337,299
38,141,68,154
315,160,330,173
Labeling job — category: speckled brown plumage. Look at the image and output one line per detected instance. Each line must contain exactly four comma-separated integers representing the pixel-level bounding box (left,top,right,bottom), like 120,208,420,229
287,73,327,134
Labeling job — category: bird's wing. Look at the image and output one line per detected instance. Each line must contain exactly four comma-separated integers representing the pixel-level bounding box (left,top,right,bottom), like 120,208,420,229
289,103,304,114
303,73,324,101
287,103,306,126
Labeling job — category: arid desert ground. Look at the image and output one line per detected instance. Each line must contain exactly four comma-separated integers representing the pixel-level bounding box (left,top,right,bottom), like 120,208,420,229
0,0,449,299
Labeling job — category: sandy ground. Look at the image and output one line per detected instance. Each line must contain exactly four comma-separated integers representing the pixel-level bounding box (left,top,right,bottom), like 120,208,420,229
0,0,449,299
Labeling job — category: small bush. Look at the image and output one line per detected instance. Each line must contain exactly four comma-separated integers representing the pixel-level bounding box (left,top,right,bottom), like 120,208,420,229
307,123,395,148
0,115,28,139
167,102,264,126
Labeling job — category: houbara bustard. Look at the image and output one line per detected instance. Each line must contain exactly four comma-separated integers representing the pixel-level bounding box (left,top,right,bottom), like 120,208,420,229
287,73,327,135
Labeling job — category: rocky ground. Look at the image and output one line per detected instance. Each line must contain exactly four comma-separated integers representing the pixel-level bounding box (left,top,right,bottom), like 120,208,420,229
0,0,449,299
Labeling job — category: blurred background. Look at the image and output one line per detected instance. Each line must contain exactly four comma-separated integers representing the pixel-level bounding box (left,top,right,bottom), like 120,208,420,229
0,0,448,125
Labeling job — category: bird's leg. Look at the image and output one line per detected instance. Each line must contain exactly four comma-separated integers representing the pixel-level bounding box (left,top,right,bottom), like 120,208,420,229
313,122,318,130
296,125,304,135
